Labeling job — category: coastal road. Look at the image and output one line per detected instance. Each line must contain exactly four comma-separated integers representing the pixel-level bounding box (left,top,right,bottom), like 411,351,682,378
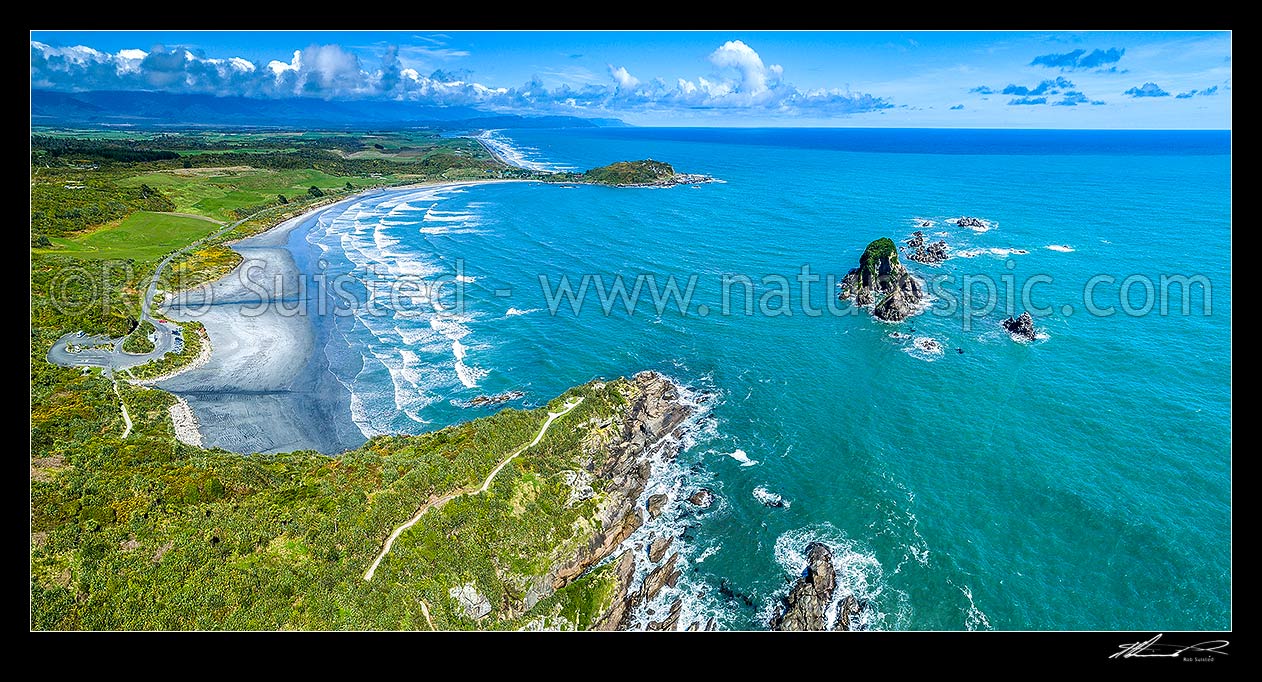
46,212,252,375
363,396,584,582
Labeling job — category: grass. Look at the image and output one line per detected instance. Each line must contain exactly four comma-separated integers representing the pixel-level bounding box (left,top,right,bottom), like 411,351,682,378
116,168,373,222
36,211,222,261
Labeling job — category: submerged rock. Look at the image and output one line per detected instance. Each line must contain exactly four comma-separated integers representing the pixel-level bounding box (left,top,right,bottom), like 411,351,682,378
1002,311,1037,341
768,542,836,631
837,238,925,321
915,337,943,354
753,486,789,508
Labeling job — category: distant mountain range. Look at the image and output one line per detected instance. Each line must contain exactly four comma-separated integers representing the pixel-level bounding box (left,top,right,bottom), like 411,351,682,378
31,90,621,130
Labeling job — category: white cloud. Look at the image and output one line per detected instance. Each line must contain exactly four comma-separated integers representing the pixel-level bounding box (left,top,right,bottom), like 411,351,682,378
267,50,301,79
708,40,782,95
608,64,639,91
31,38,891,119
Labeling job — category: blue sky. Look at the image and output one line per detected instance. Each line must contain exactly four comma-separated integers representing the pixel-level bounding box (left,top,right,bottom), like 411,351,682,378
30,31,1231,128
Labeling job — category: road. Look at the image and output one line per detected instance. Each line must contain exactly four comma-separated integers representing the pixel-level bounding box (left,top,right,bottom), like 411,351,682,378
46,211,260,376
363,396,584,582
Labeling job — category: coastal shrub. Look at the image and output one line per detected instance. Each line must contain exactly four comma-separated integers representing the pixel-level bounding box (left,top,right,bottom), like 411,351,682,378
121,320,156,354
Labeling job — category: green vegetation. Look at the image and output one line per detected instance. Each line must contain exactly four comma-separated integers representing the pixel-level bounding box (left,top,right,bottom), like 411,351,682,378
31,180,176,245
861,237,899,264
29,128,687,631
36,211,222,261
122,320,156,354
581,159,675,185
31,375,639,630
129,322,205,380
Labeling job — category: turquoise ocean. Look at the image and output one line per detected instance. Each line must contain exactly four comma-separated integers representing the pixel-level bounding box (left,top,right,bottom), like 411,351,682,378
298,128,1230,630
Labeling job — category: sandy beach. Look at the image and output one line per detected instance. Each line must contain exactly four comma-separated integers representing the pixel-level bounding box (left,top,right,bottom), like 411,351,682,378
156,181,516,455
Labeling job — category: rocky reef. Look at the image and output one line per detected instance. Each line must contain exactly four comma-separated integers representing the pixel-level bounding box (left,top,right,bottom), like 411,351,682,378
1002,311,1037,341
769,542,864,631
906,231,949,265
463,390,525,407
838,237,926,321
956,216,988,230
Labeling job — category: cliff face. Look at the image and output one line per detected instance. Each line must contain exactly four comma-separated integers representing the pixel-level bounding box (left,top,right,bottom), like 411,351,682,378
838,237,925,321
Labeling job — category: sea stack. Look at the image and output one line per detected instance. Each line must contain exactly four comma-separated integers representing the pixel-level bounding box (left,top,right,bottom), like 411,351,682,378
838,237,925,321
1002,311,1037,341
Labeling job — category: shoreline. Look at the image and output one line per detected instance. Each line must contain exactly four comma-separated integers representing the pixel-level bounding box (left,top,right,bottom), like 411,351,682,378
155,179,526,455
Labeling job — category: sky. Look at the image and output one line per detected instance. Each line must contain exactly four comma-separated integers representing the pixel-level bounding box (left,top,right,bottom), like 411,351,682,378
30,31,1232,128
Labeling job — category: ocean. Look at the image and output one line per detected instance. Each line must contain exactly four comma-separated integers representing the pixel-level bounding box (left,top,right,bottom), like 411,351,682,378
299,127,1231,630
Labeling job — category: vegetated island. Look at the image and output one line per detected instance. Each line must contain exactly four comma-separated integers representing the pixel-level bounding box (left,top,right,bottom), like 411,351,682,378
543,159,716,188
837,237,927,322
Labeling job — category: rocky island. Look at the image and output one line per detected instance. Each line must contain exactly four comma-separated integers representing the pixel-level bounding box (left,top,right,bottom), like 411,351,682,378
838,237,927,321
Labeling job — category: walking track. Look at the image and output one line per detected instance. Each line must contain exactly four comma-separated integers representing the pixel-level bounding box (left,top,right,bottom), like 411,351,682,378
362,396,584,582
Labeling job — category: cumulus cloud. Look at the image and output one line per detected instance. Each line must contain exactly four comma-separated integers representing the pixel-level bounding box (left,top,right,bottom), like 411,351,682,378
1124,82,1170,98
1008,96,1048,105
969,85,994,95
949,104,964,110
1176,85,1219,99
608,64,639,91
30,39,891,118
1031,47,1125,70
707,40,782,95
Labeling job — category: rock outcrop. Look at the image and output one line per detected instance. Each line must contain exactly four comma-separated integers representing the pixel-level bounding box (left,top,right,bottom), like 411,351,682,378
769,542,836,631
688,488,714,508
646,493,668,519
547,372,692,630
1002,311,1037,341
465,390,524,407
956,216,988,229
449,583,493,620
838,238,925,321
648,535,674,563
906,232,949,265
549,373,690,587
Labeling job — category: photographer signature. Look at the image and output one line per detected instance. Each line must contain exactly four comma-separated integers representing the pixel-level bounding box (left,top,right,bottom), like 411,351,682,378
1111,634,1230,660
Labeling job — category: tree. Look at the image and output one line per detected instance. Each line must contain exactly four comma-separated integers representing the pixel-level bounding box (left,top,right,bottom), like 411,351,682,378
344,181,354,191
307,186,324,198
182,158,192,168
277,194,288,204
